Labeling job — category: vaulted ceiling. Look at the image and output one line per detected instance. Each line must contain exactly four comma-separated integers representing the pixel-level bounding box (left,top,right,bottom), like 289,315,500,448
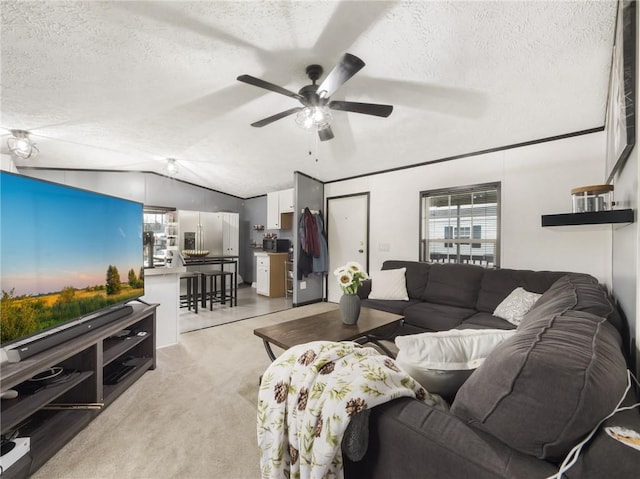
1,1,616,198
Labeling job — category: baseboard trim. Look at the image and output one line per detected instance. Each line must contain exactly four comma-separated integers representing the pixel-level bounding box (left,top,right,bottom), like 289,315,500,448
293,298,324,308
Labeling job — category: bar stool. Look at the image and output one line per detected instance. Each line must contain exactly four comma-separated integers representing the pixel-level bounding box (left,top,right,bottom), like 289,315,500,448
205,270,235,308
199,271,219,310
179,273,199,313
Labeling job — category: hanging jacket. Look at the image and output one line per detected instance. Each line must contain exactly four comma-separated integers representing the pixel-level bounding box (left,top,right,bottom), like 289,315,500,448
301,207,320,258
297,208,314,279
312,213,328,274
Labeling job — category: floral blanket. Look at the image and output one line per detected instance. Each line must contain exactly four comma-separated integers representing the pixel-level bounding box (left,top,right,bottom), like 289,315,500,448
257,341,446,479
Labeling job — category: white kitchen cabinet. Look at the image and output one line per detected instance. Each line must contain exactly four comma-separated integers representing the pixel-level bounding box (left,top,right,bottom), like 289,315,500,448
267,191,280,229
221,212,241,282
279,188,294,213
221,212,239,256
255,253,287,297
256,254,270,296
267,189,294,229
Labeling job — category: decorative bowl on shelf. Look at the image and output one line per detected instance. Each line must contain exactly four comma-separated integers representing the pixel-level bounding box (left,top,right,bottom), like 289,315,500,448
182,250,209,258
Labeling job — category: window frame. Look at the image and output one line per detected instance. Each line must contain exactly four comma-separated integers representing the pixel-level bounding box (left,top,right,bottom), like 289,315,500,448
419,182,501,267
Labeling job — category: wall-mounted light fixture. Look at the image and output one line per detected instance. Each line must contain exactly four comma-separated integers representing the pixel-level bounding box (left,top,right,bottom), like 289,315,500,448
7,130,38,159
165,158,178,176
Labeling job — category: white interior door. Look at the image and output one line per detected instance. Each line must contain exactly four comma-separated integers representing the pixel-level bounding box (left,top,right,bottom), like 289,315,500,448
327,194,369,303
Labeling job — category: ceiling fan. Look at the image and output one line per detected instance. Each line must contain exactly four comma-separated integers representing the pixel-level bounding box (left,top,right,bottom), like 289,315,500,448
237,53,393,141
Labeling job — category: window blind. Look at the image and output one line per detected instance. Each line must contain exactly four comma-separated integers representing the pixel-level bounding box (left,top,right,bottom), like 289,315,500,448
420,184,499,267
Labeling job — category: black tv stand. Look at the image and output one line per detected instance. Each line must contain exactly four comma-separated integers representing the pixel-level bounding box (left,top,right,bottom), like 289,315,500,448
104,364,136,385
0,303,157,478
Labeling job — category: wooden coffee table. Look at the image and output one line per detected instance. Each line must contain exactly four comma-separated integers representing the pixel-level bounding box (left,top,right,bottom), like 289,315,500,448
254,306,403,360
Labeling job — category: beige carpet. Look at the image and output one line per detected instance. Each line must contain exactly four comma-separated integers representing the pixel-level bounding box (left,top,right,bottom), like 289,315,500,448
32,302,336,479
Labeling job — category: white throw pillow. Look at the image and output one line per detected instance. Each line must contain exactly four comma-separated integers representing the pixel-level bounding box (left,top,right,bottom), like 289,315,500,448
368,267,409,301
493,287,542,326
395,329,516,397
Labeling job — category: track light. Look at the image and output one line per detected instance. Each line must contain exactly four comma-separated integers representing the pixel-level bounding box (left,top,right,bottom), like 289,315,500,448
7,130,38,159
165,158,178,176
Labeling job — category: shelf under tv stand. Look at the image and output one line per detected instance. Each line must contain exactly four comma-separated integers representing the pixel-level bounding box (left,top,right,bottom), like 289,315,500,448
0,303,157,479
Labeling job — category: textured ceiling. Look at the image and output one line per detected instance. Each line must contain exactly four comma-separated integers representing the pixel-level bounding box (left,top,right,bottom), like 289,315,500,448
0,1,616,198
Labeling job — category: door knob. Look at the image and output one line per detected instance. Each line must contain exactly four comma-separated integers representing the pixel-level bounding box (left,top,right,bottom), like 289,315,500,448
358,249,364,253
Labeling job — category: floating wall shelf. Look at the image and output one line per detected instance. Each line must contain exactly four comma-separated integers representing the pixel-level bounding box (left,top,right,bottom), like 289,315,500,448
541,209,634,227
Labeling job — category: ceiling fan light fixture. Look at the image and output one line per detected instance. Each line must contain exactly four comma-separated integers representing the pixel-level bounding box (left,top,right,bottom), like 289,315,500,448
165,158,179,176
7,130,38,159
295,106,332,130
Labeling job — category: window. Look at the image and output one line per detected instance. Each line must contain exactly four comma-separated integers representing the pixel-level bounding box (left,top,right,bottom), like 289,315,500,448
420,183,500,267
143,206,176,266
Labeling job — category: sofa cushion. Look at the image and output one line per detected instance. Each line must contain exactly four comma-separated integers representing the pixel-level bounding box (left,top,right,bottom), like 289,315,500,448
361,298,421,316
404,301,476,331
368,267,409,301
520,274,624,334
382,260,430,300
475,268,566,313
457,312,515,330
422,263,485,309
451,310,628,461
564,388,640,478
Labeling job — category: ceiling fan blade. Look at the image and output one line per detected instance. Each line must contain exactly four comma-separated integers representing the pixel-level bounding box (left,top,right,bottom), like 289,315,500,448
112,2,265,54
318,126,334,142
313,2,396,59
329,101,393,118
316,53,365,99
250,107,302,128
353,77,487,118
237,75,304,101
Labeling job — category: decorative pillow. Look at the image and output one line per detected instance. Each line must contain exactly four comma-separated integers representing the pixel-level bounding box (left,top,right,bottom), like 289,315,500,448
368,267,409,301
493,287,542,326
395,329,515,397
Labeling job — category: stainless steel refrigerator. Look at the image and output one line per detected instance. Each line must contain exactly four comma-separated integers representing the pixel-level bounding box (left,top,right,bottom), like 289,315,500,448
178,210,224,255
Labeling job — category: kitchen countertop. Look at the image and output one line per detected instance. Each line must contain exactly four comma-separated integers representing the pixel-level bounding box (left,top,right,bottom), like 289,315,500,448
144,266,187,275
182,255,239,265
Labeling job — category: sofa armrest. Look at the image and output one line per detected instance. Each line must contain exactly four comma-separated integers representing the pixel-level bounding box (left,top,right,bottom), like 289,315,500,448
565,392,640,478
345,398,558,479
357,279,371,299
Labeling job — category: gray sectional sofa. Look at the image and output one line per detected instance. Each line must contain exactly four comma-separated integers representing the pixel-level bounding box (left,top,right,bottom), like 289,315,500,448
359,260,585,333
346,260,639,478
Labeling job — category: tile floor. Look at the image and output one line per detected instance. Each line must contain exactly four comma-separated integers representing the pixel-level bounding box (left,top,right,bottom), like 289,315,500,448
179,284,293,334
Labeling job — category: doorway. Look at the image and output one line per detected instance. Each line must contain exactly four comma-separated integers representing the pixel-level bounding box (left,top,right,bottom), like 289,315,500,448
326,193,370,303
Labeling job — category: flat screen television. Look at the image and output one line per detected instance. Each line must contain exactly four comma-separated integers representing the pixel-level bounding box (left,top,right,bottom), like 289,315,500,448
0,171,144,362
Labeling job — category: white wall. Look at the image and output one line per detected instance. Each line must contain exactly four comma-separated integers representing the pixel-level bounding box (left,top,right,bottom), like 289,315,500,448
0,153,17,172
612,148,638,372
324,132,612,285
611,2,639,374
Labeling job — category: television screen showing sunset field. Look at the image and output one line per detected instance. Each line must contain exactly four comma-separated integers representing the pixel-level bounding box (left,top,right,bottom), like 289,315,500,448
0,172,144,345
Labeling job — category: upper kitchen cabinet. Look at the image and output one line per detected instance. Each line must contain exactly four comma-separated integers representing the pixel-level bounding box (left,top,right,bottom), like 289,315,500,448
267,188,294,229
279,188,294,213
267,192,280,229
